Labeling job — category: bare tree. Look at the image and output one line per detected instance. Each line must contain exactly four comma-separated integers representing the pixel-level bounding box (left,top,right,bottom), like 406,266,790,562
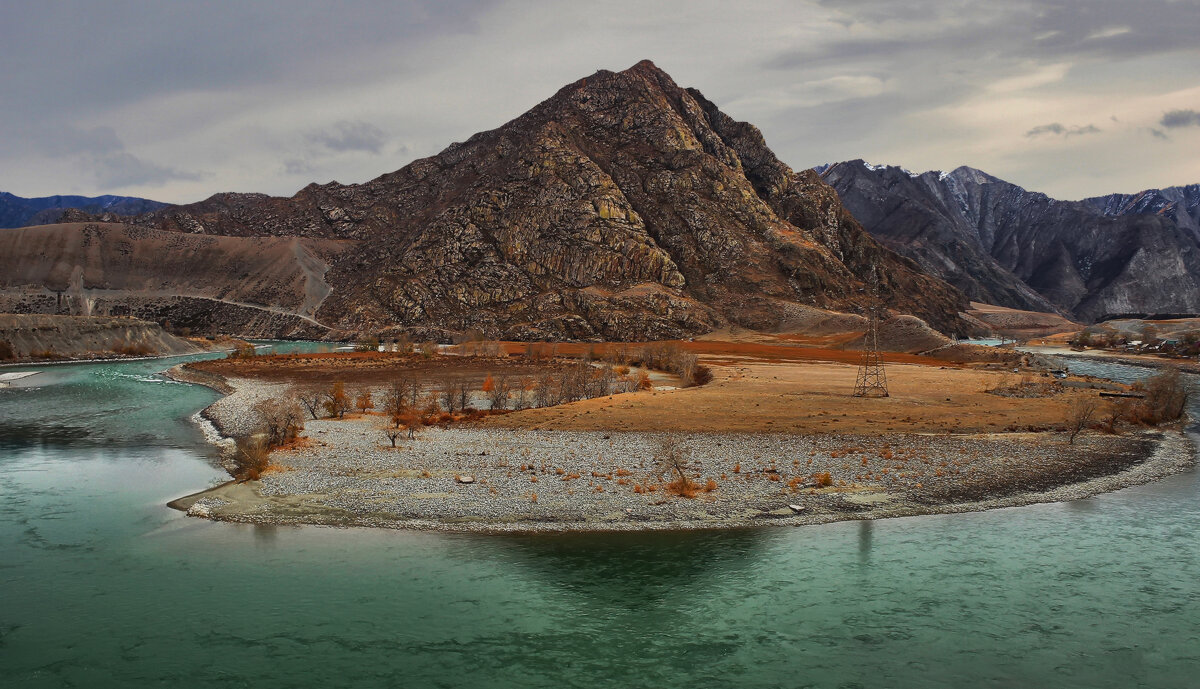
1067,398,1098,444
252,398,304,448
440,380,458,412
488,374,510,410
535,372,557,408
297,387,324,421
457,381,471,411
384,427,403,448
655,434,698,497
513,377,533,410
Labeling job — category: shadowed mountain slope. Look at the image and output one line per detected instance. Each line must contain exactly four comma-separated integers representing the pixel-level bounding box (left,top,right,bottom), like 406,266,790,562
821,160,1200,322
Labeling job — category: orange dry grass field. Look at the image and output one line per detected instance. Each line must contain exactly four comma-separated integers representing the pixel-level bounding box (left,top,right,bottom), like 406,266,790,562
481,360,1097,435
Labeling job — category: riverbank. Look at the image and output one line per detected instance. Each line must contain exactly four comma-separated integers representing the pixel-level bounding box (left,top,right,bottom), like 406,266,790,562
169,356,1196,533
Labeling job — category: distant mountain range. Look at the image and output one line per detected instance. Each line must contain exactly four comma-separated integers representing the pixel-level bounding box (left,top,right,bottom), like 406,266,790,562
820,161,1200,322
0,191,167,229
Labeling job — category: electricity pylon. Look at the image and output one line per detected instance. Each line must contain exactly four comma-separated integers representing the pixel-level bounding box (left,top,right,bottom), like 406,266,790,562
853,306,889,398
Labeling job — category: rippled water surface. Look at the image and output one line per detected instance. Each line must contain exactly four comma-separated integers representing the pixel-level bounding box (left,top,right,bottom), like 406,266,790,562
1,352,1198,687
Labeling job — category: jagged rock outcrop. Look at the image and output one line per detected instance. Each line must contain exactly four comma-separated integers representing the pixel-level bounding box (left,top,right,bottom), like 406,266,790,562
822,160,1200,322
1083,184,1200,242
103,60,971,340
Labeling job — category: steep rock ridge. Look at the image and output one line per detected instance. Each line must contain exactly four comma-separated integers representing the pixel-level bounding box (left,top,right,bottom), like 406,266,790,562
0,191,166,229
108,60,970,339
1083,184,1200,241
822,161,1200,322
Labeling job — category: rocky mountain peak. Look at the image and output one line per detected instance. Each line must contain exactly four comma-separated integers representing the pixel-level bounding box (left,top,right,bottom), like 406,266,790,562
56,62,974,340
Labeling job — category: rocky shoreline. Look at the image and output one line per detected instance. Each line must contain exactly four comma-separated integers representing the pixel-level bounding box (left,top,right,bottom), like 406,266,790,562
168,368,1197,533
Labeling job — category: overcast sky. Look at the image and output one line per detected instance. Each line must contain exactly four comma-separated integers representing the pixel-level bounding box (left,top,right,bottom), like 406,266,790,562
2,0,1198,204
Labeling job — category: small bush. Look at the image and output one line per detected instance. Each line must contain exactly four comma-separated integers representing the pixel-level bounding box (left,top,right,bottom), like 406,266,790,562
814,472,833,488
111,342,156,356
230,436,271,480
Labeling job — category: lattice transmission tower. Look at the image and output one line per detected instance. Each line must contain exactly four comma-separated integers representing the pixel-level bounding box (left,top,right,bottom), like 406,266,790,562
853,305,889,398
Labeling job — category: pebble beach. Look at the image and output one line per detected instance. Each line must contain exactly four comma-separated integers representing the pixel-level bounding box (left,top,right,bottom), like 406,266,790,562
168,368,1196,533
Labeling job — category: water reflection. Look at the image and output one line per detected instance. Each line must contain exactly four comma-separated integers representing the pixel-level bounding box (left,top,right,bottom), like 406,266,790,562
858,520,873,564
494,529,776,605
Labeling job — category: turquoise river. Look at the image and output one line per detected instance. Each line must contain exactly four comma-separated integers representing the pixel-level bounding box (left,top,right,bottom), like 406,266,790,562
1,348,1198,688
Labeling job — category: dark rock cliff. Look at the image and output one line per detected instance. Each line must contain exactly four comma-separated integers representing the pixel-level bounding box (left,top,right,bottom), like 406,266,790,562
822,161,1200,323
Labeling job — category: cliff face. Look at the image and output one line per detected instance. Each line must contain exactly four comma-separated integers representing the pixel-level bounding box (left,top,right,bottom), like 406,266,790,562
0,223,347,338
822,161,1200,322
87,60,970,340
0,314,199,359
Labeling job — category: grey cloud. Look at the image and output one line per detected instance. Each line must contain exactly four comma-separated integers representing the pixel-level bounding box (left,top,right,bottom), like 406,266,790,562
1149,128,1170,140
43,125,124,158
1026,123,1102,138
1161,109,1200,128
86,151,204,188
309,121,387,154
283,159,315,176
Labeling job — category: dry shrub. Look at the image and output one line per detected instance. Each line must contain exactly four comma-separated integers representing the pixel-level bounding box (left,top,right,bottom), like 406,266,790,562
253,398,305,448
637,371,652,390
704,479,718,492
111,342,156,356
732,462,741,473
617,478,630,486
665,477,699,498
1130,368,1191,425
615,468,632,477
633,484,645,494
530,493,538,503
530,475,538,483
230,436,270,481
814,472,833,487
226,342,256,359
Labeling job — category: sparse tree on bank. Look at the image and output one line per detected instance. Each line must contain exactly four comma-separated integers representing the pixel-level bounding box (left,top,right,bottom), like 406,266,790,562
355,390,375,414
231,435,270,480
252,398,305,448
488,374,510,410
323,381,352,418
655,434,699,497
384,427,403,447
297,388,324,420
1067,398,1097,444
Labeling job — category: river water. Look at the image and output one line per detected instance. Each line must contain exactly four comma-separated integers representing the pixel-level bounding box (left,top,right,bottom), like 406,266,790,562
1,352,1198,688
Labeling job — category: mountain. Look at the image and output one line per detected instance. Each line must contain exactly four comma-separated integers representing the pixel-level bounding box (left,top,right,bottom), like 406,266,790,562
821,160,1200,322
0,191,167,229
1083,184,1200,241
30,60,972,340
